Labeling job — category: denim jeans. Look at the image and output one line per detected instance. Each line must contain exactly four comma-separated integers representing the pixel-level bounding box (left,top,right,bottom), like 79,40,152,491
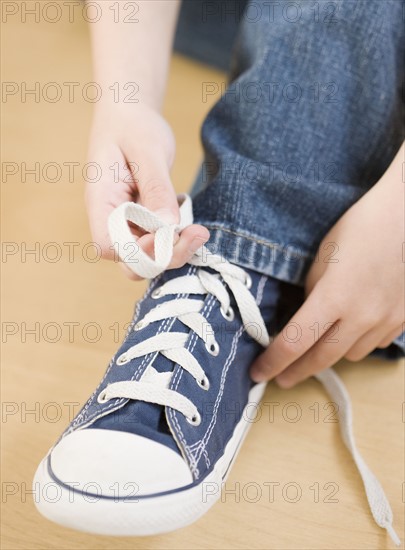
175,0,249,71
178,1,405,353
189,0,404,280
189,0,405,285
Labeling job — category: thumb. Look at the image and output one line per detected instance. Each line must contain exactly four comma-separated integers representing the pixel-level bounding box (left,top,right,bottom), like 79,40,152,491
152,206,179,226
133,152,180,225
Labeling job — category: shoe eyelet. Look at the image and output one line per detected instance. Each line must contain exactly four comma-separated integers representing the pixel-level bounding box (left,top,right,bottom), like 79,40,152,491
151,288,162,299
197,375,210,391
116,353,130,366
133,320,147,331
205,339,220,357
186,411,201,426
97,390,109,404
243,273,252,289
220,306,234,322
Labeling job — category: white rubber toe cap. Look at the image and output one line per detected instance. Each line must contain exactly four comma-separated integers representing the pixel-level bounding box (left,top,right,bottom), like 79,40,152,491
50,429,193,497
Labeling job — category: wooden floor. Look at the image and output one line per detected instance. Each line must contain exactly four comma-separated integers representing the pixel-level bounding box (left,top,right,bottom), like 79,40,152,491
1,12,404,550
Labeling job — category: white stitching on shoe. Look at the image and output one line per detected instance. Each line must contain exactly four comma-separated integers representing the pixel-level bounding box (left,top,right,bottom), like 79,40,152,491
190,276,267,468
193,326,244,468
202,449,211,468
167,295,217,475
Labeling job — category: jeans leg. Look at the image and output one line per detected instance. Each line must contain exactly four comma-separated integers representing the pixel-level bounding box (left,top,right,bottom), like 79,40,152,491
192,0,405,286
174,0,249,71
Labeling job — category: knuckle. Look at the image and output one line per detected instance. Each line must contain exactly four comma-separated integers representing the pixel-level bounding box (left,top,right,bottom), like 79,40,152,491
354,312,379,330
357,302,387,326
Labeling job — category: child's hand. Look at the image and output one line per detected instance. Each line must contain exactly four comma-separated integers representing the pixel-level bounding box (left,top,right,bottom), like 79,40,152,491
251,145,404,387
85,104,209,280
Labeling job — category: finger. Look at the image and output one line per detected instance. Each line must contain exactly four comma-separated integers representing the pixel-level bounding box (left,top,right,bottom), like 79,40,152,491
170,226,210,268
118,225,209,280
88,198,119,260
132,153,180,224
344,326,395,361
250,282,340,382
274,320,360,388
85,145,131,260
115,232,152,281
119,262,143,281
377,326,405,349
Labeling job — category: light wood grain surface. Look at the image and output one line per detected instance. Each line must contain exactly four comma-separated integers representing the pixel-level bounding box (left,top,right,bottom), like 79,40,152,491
1,11,404,550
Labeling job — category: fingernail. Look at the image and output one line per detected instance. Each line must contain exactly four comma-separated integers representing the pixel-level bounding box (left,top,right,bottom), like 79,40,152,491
188,236,207,255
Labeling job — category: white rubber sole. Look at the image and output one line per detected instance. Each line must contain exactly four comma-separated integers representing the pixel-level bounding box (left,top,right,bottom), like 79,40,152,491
33,382,267,536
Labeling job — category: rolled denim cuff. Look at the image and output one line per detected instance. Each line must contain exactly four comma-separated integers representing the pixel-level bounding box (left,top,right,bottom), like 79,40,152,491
199,224,312,286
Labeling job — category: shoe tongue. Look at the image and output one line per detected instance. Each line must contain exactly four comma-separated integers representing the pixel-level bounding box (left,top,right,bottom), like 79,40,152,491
140,365,172,385
137,263,202,379
92,354,182,454
91,264,202,456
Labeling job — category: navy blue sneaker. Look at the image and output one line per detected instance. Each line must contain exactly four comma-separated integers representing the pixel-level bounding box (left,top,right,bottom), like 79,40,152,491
34,197,278,535
34,197,401,544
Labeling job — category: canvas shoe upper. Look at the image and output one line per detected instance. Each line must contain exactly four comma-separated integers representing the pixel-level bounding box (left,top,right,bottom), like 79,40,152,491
33,195,400,545
51,259,277,485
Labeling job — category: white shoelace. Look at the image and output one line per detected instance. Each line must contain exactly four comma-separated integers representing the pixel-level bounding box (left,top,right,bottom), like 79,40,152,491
105,194,400,545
